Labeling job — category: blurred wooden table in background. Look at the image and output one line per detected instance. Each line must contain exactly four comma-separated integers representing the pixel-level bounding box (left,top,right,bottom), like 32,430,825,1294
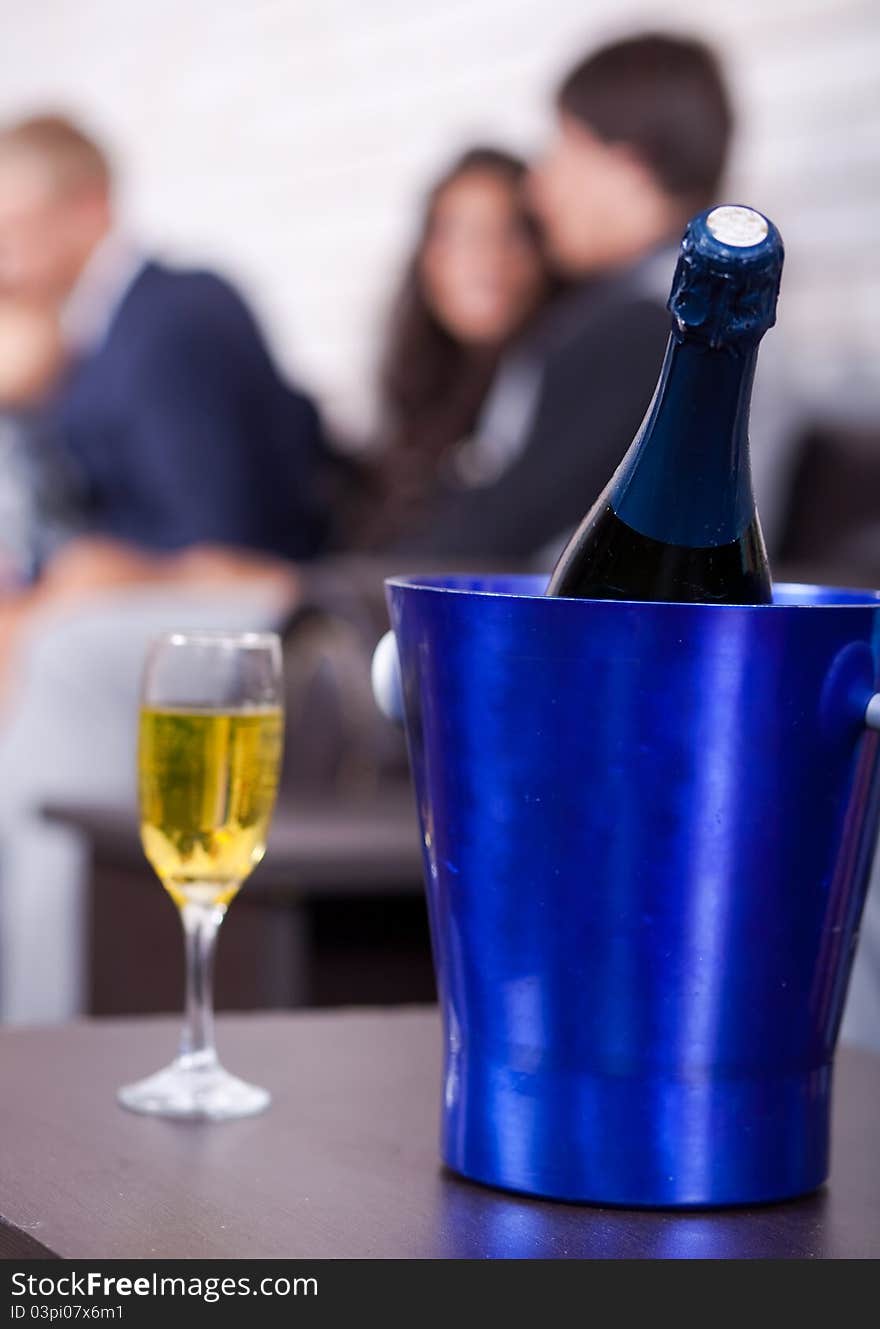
44,797,432,1013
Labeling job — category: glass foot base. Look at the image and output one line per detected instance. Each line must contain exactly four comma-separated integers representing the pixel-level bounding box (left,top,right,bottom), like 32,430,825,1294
118,1057,270,1121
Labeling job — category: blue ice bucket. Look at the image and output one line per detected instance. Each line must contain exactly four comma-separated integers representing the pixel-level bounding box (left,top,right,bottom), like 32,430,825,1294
373,576,880,1207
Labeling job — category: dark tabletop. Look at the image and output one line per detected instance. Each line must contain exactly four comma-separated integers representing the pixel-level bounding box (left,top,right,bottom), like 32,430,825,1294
1,1009,878,1260
42,794,424,894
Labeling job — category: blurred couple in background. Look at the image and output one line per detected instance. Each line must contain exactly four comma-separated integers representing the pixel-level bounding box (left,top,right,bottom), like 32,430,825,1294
359,33,799,561
0,31,814,1025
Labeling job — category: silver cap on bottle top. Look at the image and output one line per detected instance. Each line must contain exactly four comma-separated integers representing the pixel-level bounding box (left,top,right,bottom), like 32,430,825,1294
668,204,784,347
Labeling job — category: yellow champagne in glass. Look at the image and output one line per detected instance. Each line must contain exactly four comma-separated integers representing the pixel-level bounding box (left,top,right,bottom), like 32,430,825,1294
139,705,284,909
120,631,282,1121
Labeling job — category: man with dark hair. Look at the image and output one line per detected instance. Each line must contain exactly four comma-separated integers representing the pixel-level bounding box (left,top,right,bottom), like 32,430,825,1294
400,33,752,560
0,114,327,565
554,33,732,226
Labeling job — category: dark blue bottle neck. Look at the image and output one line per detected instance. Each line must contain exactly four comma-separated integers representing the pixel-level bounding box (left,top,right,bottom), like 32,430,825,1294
609,335,760,549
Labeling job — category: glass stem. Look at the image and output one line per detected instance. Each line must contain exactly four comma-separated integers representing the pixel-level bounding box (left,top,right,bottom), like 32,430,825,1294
178,900,226,1069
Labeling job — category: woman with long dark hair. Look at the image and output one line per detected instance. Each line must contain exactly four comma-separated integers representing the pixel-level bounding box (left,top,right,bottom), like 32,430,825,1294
355,146,554,548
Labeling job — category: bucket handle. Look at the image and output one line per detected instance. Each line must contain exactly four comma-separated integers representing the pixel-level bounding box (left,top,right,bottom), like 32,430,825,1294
372,630,404,724
373,630,880,733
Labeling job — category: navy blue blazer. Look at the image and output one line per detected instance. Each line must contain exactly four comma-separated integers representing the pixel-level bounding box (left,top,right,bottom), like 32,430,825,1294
55,262,328,560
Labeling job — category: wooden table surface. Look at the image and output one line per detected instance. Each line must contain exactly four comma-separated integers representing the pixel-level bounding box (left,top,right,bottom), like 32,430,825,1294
1,1009,878,1260
43,794,424,894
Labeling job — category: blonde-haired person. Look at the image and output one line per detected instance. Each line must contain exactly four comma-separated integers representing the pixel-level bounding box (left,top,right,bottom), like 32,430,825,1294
0,113,328,562
0,113,331,1022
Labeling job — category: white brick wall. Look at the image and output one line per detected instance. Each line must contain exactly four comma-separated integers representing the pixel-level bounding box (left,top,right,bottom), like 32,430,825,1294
3,0,879,435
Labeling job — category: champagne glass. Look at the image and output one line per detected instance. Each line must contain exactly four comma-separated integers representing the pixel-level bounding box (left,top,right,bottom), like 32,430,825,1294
118,631,284,1120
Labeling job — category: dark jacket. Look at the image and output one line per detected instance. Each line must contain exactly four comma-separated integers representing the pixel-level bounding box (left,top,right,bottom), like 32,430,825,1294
55,262,328,559
397,261,671,560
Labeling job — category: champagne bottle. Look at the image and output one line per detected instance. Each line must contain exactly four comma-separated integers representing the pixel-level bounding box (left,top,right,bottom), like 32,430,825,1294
546,205,784,604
